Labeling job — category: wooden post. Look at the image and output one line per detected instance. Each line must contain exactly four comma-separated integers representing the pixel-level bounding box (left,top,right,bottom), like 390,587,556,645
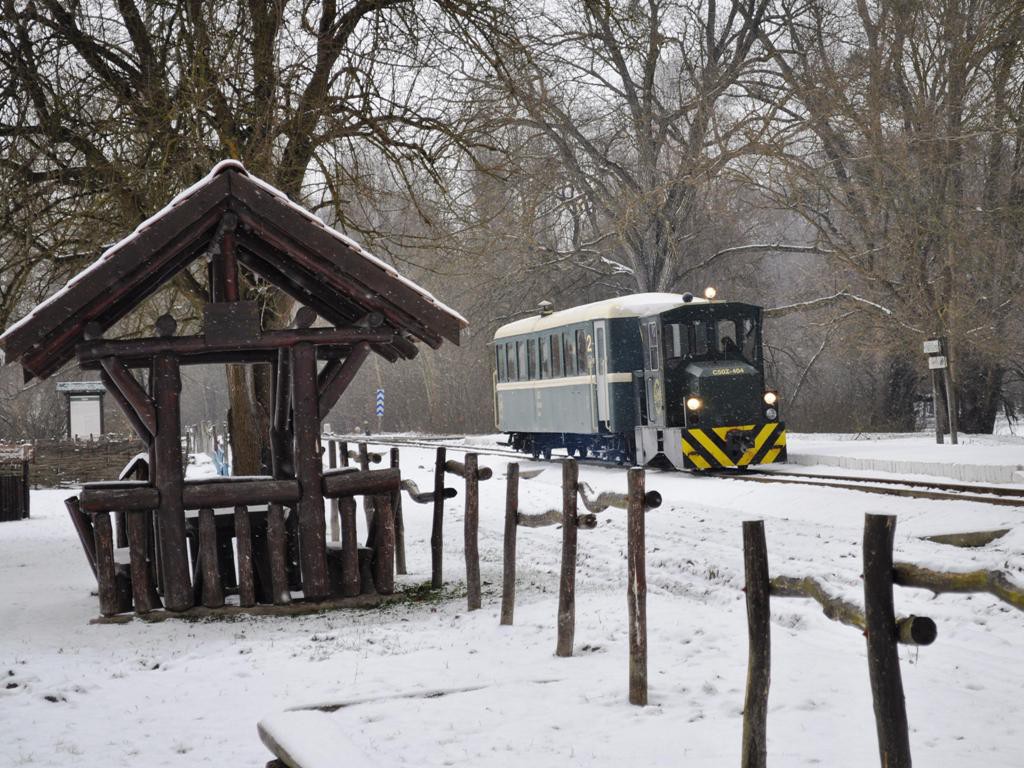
198,508,224,609
328,441,340,543
942,364,959,445
556,459,578,657
339,497,360,597
267,503,291,605
290,342,330,601
153,352,192,611
234,505,256,608
465,453,482,611
390,447,406,575
742,520,771,767
500,463,519,626
359,443,375,528
626,467,647,705
864,513,912,768
93,511,120,617
115,511,128,548
930,369,944,444
126,510,159,613
431,446,446,589
340,441,349,467
372,494,395,595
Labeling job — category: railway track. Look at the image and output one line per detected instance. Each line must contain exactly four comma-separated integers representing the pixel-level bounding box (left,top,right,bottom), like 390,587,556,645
324,433,1024,508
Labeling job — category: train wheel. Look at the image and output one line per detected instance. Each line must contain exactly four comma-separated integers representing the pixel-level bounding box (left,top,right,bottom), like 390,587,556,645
542,447,552,461
578,447,588,459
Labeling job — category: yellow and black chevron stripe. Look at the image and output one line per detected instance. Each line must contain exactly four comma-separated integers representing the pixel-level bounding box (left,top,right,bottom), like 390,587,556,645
681,422,787,470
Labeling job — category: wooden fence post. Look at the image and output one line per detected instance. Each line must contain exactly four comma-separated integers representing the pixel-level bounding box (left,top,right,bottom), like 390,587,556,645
627,467,647,705
339,496,360,597
126,510,159,613
93,511,119,617
267,503,291,605
431,447,446,589
864,513,912,768
465,453,482,611
359,443,374,528
501,463,519,626
198,508,224,609
742,519,771,768
328,440,340,543
391,447,406,575
234,505,256,608
372,494,395,595
556,458,578,657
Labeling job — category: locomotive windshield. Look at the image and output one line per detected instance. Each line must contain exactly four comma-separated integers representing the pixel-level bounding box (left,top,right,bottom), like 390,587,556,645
662,305,763,368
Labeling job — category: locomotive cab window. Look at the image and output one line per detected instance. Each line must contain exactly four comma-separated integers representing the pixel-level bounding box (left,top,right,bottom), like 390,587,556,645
646,321,659,370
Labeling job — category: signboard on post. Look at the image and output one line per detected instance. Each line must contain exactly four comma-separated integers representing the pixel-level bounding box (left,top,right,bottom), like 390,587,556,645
922,339,942,355
927,355,948,370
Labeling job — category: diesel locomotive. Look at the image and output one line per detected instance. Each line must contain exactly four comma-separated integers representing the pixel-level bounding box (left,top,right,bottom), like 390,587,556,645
492,291,787,470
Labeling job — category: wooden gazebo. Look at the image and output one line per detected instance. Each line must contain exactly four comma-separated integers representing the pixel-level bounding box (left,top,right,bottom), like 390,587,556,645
0,160,466,617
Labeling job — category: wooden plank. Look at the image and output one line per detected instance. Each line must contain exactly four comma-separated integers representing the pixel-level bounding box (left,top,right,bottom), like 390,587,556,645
198,508,224,609
234,506,256,608
65,495,96,577
290,342,329,601
501,463,519,626
391,447,406,575
556,459,578,657
741,520,770,765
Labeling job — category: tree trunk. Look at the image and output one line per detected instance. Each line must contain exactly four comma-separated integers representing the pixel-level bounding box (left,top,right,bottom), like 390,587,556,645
957,355,1003,433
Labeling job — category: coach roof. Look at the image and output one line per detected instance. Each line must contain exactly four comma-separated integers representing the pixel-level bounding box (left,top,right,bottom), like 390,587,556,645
494,293,710,340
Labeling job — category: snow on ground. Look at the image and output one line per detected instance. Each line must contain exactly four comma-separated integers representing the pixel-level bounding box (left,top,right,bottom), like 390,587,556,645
1,437,1023,767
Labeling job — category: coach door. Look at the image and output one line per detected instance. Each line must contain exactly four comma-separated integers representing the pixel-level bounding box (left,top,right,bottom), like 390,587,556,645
593,320,610,425
643,318,664,425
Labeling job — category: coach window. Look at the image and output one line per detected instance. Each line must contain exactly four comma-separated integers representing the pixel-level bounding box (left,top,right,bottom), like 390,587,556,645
576,329,589,373
496,345,506,382
527,338,538,379
551,333,563,377
505,343,516,381
540,336,552,378
517,340,528,381
647,321,659,370
564,331,577,376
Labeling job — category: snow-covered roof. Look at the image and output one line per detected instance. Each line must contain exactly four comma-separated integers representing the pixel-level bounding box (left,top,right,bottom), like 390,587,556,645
493,293,709,339
0,160,467,379
55,381,106,394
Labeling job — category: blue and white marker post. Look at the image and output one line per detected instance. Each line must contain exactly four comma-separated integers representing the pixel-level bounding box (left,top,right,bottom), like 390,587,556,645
375,388,385,434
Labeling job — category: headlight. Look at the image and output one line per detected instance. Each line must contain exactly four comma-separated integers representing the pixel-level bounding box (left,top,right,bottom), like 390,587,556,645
686,396,703,411
765,407,778,421
763,391,778,405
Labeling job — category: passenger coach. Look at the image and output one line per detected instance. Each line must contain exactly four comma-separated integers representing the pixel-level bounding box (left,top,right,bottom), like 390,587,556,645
492,292,787,470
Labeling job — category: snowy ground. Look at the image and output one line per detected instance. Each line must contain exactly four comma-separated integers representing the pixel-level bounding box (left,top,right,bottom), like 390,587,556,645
1,436,1023,767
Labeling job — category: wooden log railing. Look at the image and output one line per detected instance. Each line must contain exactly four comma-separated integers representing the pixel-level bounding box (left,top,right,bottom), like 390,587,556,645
740,514,939,768
445,453,493,611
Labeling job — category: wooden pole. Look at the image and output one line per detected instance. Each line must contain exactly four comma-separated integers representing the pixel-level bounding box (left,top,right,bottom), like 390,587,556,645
339,497,360,597
93,511,120,617
942,364,959,445
372,494,395,595
500,463,519,626
126,510,159,613
556,459,578,657
328,441,340,543
626,467,647,705
863,513,912,768
741,520,771,767
358,442,375,529
340,441,349,467
198,508,224,609
290,342,330,601
464,453,482,611
431,446,446,589
390,447,406,575
152,352,192,612
267,503,291,605
930,369,944,444
234,505,256,608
